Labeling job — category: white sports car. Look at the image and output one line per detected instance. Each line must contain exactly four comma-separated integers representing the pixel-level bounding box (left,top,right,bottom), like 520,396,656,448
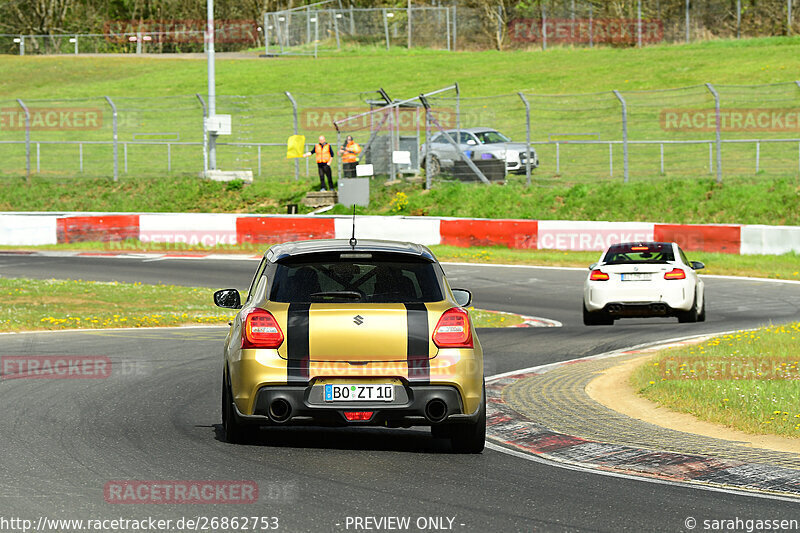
583,242,706,326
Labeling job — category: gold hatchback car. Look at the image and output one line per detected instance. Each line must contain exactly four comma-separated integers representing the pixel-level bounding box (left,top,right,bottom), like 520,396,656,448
214,239,485,453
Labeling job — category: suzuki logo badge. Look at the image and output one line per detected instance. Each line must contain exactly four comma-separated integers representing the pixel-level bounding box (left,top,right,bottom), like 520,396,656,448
353,315,364,325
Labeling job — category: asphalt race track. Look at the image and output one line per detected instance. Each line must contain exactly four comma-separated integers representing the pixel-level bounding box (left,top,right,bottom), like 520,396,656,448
1,253,799,532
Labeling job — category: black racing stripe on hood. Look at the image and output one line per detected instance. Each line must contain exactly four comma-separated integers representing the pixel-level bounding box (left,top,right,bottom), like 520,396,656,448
286,302,311,383
405,302,430,383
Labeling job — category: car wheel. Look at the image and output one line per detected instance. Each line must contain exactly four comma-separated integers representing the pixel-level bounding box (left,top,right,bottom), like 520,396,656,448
583,304,613,326
448,383,486,454
677,298,699,323
697,293,706,322
223,370,251,444
424,155,441,177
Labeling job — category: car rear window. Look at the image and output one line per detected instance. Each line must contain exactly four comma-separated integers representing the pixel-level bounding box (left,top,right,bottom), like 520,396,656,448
603,243,675,264
270,253,443,304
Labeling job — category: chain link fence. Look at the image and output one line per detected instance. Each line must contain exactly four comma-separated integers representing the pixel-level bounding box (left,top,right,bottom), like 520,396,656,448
3,82,800,185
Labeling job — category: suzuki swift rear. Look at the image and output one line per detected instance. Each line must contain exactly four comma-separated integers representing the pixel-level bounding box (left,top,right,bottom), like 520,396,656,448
214,239,485,453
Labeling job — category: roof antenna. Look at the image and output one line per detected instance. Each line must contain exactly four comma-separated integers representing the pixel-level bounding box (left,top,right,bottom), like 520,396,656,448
349,204,357,249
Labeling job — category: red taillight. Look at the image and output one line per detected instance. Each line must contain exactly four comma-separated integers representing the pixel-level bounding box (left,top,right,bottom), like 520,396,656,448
589,269,610,281
241,308,284,349
664,268,686,280
432,307,473,348
343,411,373,421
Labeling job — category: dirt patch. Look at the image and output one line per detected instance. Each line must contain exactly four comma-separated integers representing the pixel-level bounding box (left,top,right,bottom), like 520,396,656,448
586,355,800,455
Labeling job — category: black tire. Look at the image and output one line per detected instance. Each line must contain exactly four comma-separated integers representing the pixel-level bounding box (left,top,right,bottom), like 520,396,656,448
448,383,486,454
677,298,699,323
697,295,706,322
583,304,613,326
424,155,441,177
222,370,251,444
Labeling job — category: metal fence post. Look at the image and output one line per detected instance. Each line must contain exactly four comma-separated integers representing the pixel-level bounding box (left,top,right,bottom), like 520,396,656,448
612,90,629,183
452,4,457,51
685,0,690,43
705,83,722,183
74,34,78,54
737,0,741,38
425,106,432,189
542,4,547,51
136,32,142,54
19,35,25,56
264,13,270,54
445,7,451,51
104,96,119,181
196,93,208,175
285,91,300,181
383,9,390,50
518,92,532,187
589,3,593,48
637,0,642,48
789,0,793,35
407,0,412,49
16,99,30,183
333,9,341,49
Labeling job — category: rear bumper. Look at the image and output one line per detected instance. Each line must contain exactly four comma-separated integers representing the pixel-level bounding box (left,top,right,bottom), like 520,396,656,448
235,383,482,427
597,301,678,318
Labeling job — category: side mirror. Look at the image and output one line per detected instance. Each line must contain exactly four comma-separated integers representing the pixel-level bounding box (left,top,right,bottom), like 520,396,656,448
690,261,705,270
452,288,472,308
589,263,598,270
214,288,242,309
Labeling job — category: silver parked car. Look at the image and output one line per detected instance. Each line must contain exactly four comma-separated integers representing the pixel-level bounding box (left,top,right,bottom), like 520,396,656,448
420,128,539,176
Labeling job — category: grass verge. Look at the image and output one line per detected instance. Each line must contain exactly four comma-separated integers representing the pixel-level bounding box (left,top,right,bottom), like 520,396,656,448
0,277,522,333
631,323,800,438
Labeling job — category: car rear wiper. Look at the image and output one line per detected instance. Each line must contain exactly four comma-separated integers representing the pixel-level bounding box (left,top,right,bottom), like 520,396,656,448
310,291,363,300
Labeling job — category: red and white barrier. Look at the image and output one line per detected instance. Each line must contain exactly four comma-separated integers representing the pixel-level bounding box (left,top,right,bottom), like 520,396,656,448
0,212,798,256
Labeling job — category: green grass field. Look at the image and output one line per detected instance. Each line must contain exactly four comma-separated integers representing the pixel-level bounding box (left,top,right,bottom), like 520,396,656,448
632,323,800,438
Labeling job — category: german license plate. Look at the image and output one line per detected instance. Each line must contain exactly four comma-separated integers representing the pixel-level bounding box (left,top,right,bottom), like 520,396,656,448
324,384,394,402
621,273,651,281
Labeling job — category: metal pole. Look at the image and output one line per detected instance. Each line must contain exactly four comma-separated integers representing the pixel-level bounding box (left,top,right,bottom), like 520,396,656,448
709,143,713,174
445,7,451,51
609,142,613,177
124,143,128,173
196,93,208,176
19,35,24,56
612,90,629,183
167,143,172,172
349,5,355,35
542,3,547,51
333,9,341,49
497,4,503,49
265,13,270,54
16,99,30,183
79,143,83,173
556,142,560,174
36,143,40,173
315,15,319,58
104,96,119,181
383,9,390,50
789,0,793,35
685,0,690,44
408,0,412,49
136,31,142,54
637,0,642,48
74,34,78,54
306,8,311,45
286,91,300,181
425,106,432,189
518,92,531,187
589,3,593,48
207,0,217,170
660,143,664,174
705,82,722,183
737,0,741,39
756,141,760,173
452,4,457,51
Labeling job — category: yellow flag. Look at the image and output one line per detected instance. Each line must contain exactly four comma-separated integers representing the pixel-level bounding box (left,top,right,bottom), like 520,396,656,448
286,134,306,159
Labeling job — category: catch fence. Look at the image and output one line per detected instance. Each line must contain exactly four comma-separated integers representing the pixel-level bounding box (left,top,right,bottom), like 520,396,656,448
3,82,800,186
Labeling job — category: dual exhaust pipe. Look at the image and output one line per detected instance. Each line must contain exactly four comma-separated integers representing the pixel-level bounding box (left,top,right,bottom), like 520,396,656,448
268,397,450,424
